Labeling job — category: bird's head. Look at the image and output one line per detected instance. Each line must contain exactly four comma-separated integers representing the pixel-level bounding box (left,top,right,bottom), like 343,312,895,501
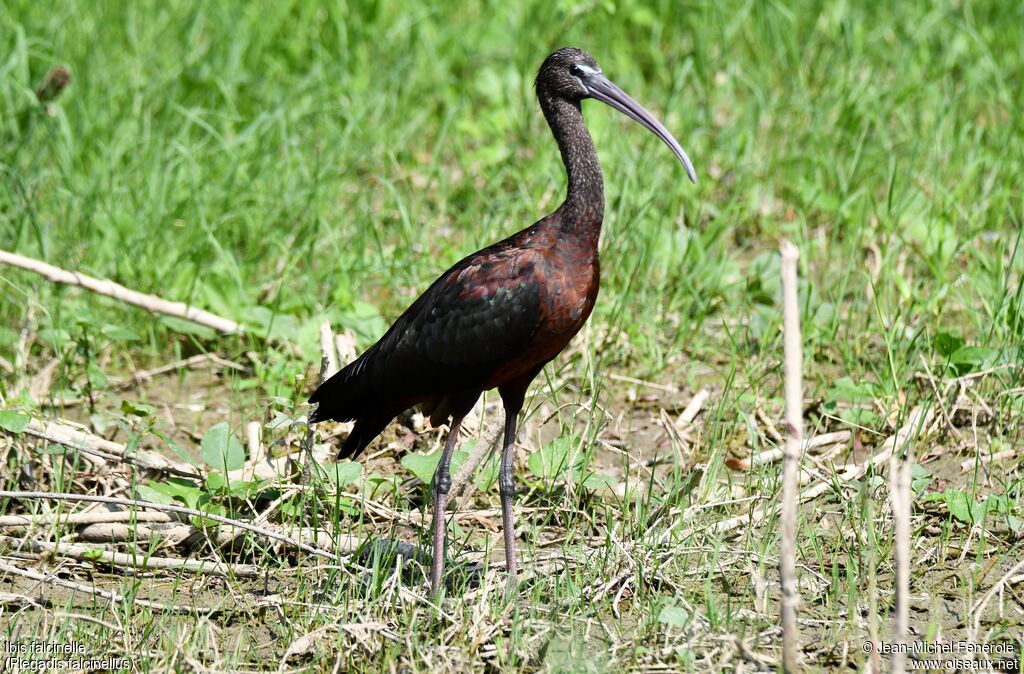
536,47,697,184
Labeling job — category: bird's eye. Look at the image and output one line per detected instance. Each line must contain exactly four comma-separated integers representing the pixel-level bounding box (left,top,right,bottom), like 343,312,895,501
570,64,584,77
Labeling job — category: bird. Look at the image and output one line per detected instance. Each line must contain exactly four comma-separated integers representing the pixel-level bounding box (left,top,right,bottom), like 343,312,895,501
309,47,696,596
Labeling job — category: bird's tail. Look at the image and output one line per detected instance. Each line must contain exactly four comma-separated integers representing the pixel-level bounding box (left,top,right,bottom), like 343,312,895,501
308,353,404,460
334,411,396,460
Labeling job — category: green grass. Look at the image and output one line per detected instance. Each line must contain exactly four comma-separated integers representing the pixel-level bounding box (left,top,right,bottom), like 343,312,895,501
1,0,1023,671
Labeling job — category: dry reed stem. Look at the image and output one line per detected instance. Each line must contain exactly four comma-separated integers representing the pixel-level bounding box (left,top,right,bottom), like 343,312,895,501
888,454,912,674
779,240,802,674
246,421,262,465
319,320,340,379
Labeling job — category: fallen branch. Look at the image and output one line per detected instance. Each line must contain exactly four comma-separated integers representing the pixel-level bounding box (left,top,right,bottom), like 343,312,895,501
0,490,339,562
0,559,220,614
673,406,935,539
18,417,199,478
0,535,258,577
0,510,172,528
76,522,194,545
960,448,1015,473
0,249,243,335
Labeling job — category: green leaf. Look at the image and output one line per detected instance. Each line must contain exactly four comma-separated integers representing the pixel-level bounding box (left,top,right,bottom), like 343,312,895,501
206,472,227,492
322,460,363,486
101,324,140,341
137,479,205,508
160,316,217,340
191,495,227,526
580,472,617,493
401,449,467,484
950,346,998,373
658,605,691,628
136,484,173,505
364,473,401,498
838,407,880,427
121,399,155,417
199,422,246,471
983,494,1014,515
942,489,985,524
945,489,972,522
86,362,108,388
934,332,964,358
475,453,500,491
825,377,876,404
911,463,932,493
0,411,30,433
230,479,260,496
37,328,72,348
337,301,388,344
527,437,574,480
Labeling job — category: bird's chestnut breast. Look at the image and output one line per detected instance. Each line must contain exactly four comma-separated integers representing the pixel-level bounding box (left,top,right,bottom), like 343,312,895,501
535,249,600,340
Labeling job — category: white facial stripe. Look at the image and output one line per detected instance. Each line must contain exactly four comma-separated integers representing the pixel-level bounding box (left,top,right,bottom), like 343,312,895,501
576,64,600,76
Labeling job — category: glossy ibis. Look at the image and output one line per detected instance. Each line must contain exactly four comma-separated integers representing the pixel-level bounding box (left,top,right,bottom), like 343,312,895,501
310,47,696,596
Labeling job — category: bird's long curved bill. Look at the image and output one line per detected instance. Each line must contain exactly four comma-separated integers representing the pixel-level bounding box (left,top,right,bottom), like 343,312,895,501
587,75,697,184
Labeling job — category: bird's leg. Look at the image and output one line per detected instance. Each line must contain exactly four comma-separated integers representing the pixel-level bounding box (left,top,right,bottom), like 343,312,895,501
429,416,463,598
499,398,524,594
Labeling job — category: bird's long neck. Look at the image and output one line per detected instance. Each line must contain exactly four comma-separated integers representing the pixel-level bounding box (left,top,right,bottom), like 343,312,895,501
539,92,604,243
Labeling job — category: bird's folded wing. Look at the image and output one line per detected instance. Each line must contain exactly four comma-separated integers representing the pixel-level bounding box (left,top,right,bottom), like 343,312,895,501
365,248,544,393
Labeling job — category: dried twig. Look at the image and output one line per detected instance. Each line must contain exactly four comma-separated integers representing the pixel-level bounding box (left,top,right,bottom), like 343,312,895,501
0,249,243,334
676,388,711,427
749,430,851,467
960,448,1015,473
450,409,505,501
115,353,245,388
0,535,258,577
779,240,802,674
76,522,194,545
970,556,1024,637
